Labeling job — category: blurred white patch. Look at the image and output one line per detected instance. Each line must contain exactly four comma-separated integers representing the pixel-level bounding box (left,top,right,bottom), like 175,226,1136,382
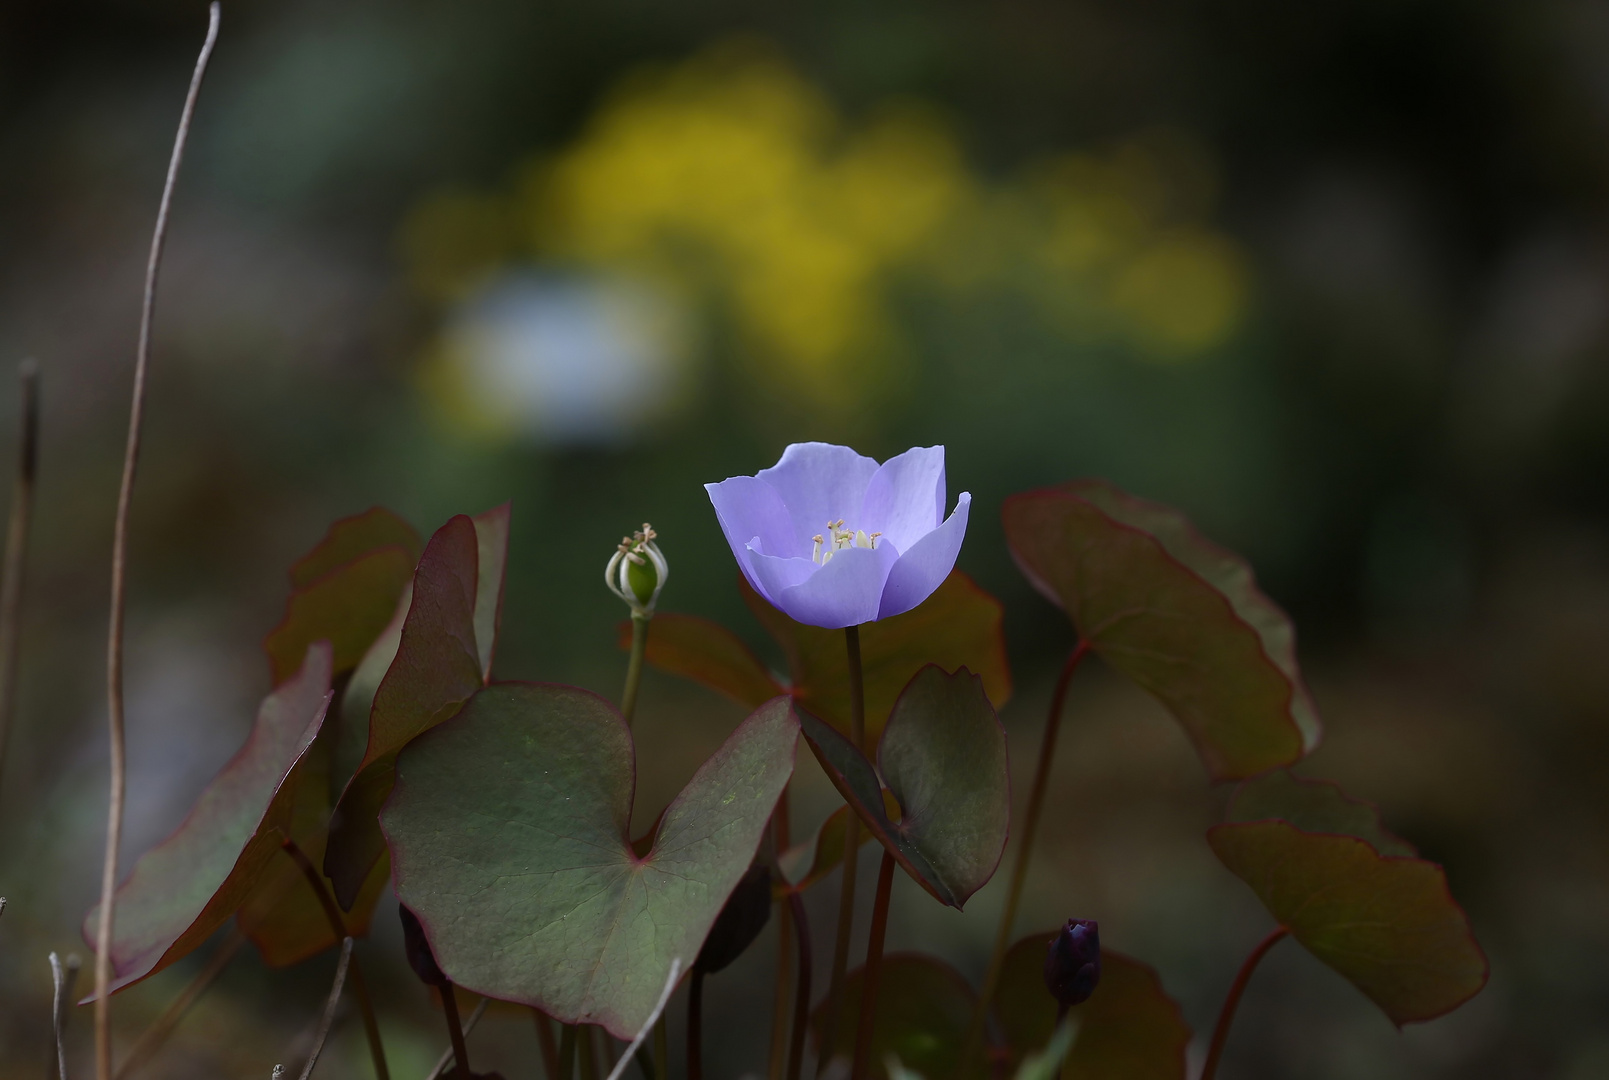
442,271,689,444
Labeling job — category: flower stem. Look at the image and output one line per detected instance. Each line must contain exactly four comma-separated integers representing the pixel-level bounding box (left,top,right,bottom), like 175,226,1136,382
1200,926,1289,1080
850,850,897,1080
280,838,389,1079
96,12,219,1077
621,613,650,726
785,891,813,1080
687,968,706,1080
440,986,471,1078
559,1025,576,1080
818,624,867,1074
958,641,1090,1075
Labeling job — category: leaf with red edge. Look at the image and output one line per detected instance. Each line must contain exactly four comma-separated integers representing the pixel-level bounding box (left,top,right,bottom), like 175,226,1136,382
323,505,510,909
82,645,334,995
1002,480,1317,781
1227,769,1416,857
618,613,783,709
1208,820,1489,1025
994,932,1189,1078
809,954,985,1080
381,686,799,1038
739,570,1011,746
264,549,415,686
800,665,1009,909
775,790,902,896
289,506,422,588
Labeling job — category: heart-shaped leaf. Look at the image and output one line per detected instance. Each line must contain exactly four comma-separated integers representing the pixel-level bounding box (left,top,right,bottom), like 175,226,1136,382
617,613,784,709
774,790,902,896
1208,820,1488,1024
83,645,334,994
1002,481,1318,781
994,932,1188,1079
324,505,510,908
1226,769,1416,857
288,506,422,588
381,686,799,1038
809,954,983,1080
800,665,1009,909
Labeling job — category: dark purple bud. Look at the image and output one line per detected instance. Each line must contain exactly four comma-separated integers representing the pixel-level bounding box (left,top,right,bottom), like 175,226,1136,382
399,903,449,987
694,864,772,974
1043,918,1101,1011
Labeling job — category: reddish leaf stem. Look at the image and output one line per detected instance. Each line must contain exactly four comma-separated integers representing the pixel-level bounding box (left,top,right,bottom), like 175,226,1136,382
559,1025,577,1080
533,1010,561,1078
96,11,220,1076
440,986,472,1078
958,640,1090,1074
1200,925,1290,1080
297,937,353,1080
281,838,390,1079
687,969,706,1080
850,849,897,1080
785,891,813,1080
0,358,38,794
819,623,866,1075
115,927,246,1079
767,795,793,1080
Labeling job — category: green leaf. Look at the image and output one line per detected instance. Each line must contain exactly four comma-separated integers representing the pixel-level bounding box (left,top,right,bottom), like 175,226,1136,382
619,613,783,709
808,954,983,1080
775,791,902,896
740,570,1012,745
381,686,798,1039
83,645,334,994
288,506,422,589
1226,769,1416,857
323,506,510,909
800,665,1009,909
1002,481,1317,781
995,932,1189,1079
1208,820,1488,1024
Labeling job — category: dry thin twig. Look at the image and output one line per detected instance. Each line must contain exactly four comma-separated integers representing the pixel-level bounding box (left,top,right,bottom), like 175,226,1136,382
604,958,683,1080
94,7,221,1078
423,997,491,1080
0,358,38,790
51,950,82,1080
296,937,354,1080
114,927,247,1079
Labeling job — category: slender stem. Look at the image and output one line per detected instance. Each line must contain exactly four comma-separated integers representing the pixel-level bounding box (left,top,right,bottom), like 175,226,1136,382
95,11,220,1078
621,614,650,726
0,358,38,792
818,624,867,1075
767,802,793,1080
297,937,354,1080
687,969,706,1080
427,998,489,1080
533,1010,561,1079
653,1016,668,1079
280,838,389,1079
559,1025,577,1080
51,950,81,1080
958,641,1090,1074
440,986,472,1078
116,927,246,1079
1200,926,1290,1080
579,1024,599,1080
784,892,812,1080
851,850,896,1080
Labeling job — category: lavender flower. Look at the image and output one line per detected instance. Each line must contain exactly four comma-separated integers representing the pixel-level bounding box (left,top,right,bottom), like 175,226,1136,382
705,443,971,628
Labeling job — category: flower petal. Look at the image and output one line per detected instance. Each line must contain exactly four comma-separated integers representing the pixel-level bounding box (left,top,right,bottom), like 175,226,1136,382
757,443,880,556
706,476,800,564
877,492,972,620
742,549,818,610
859,445,946,554
772,544,899,629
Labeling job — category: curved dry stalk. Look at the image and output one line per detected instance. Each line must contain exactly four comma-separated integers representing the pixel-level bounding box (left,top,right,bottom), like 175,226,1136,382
51,950,82,1080
297,937,354,1080
115,927,247,1079
95,8,221,1078
0,358,39,791
424,998,490,1080
606,958,682,1080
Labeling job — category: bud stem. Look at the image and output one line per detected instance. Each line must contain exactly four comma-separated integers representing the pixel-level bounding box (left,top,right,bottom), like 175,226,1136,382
818,624,867,1074
851,849,897,1080
621,613,651,727
1201,926,1290,1080
958,640,1091,1076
